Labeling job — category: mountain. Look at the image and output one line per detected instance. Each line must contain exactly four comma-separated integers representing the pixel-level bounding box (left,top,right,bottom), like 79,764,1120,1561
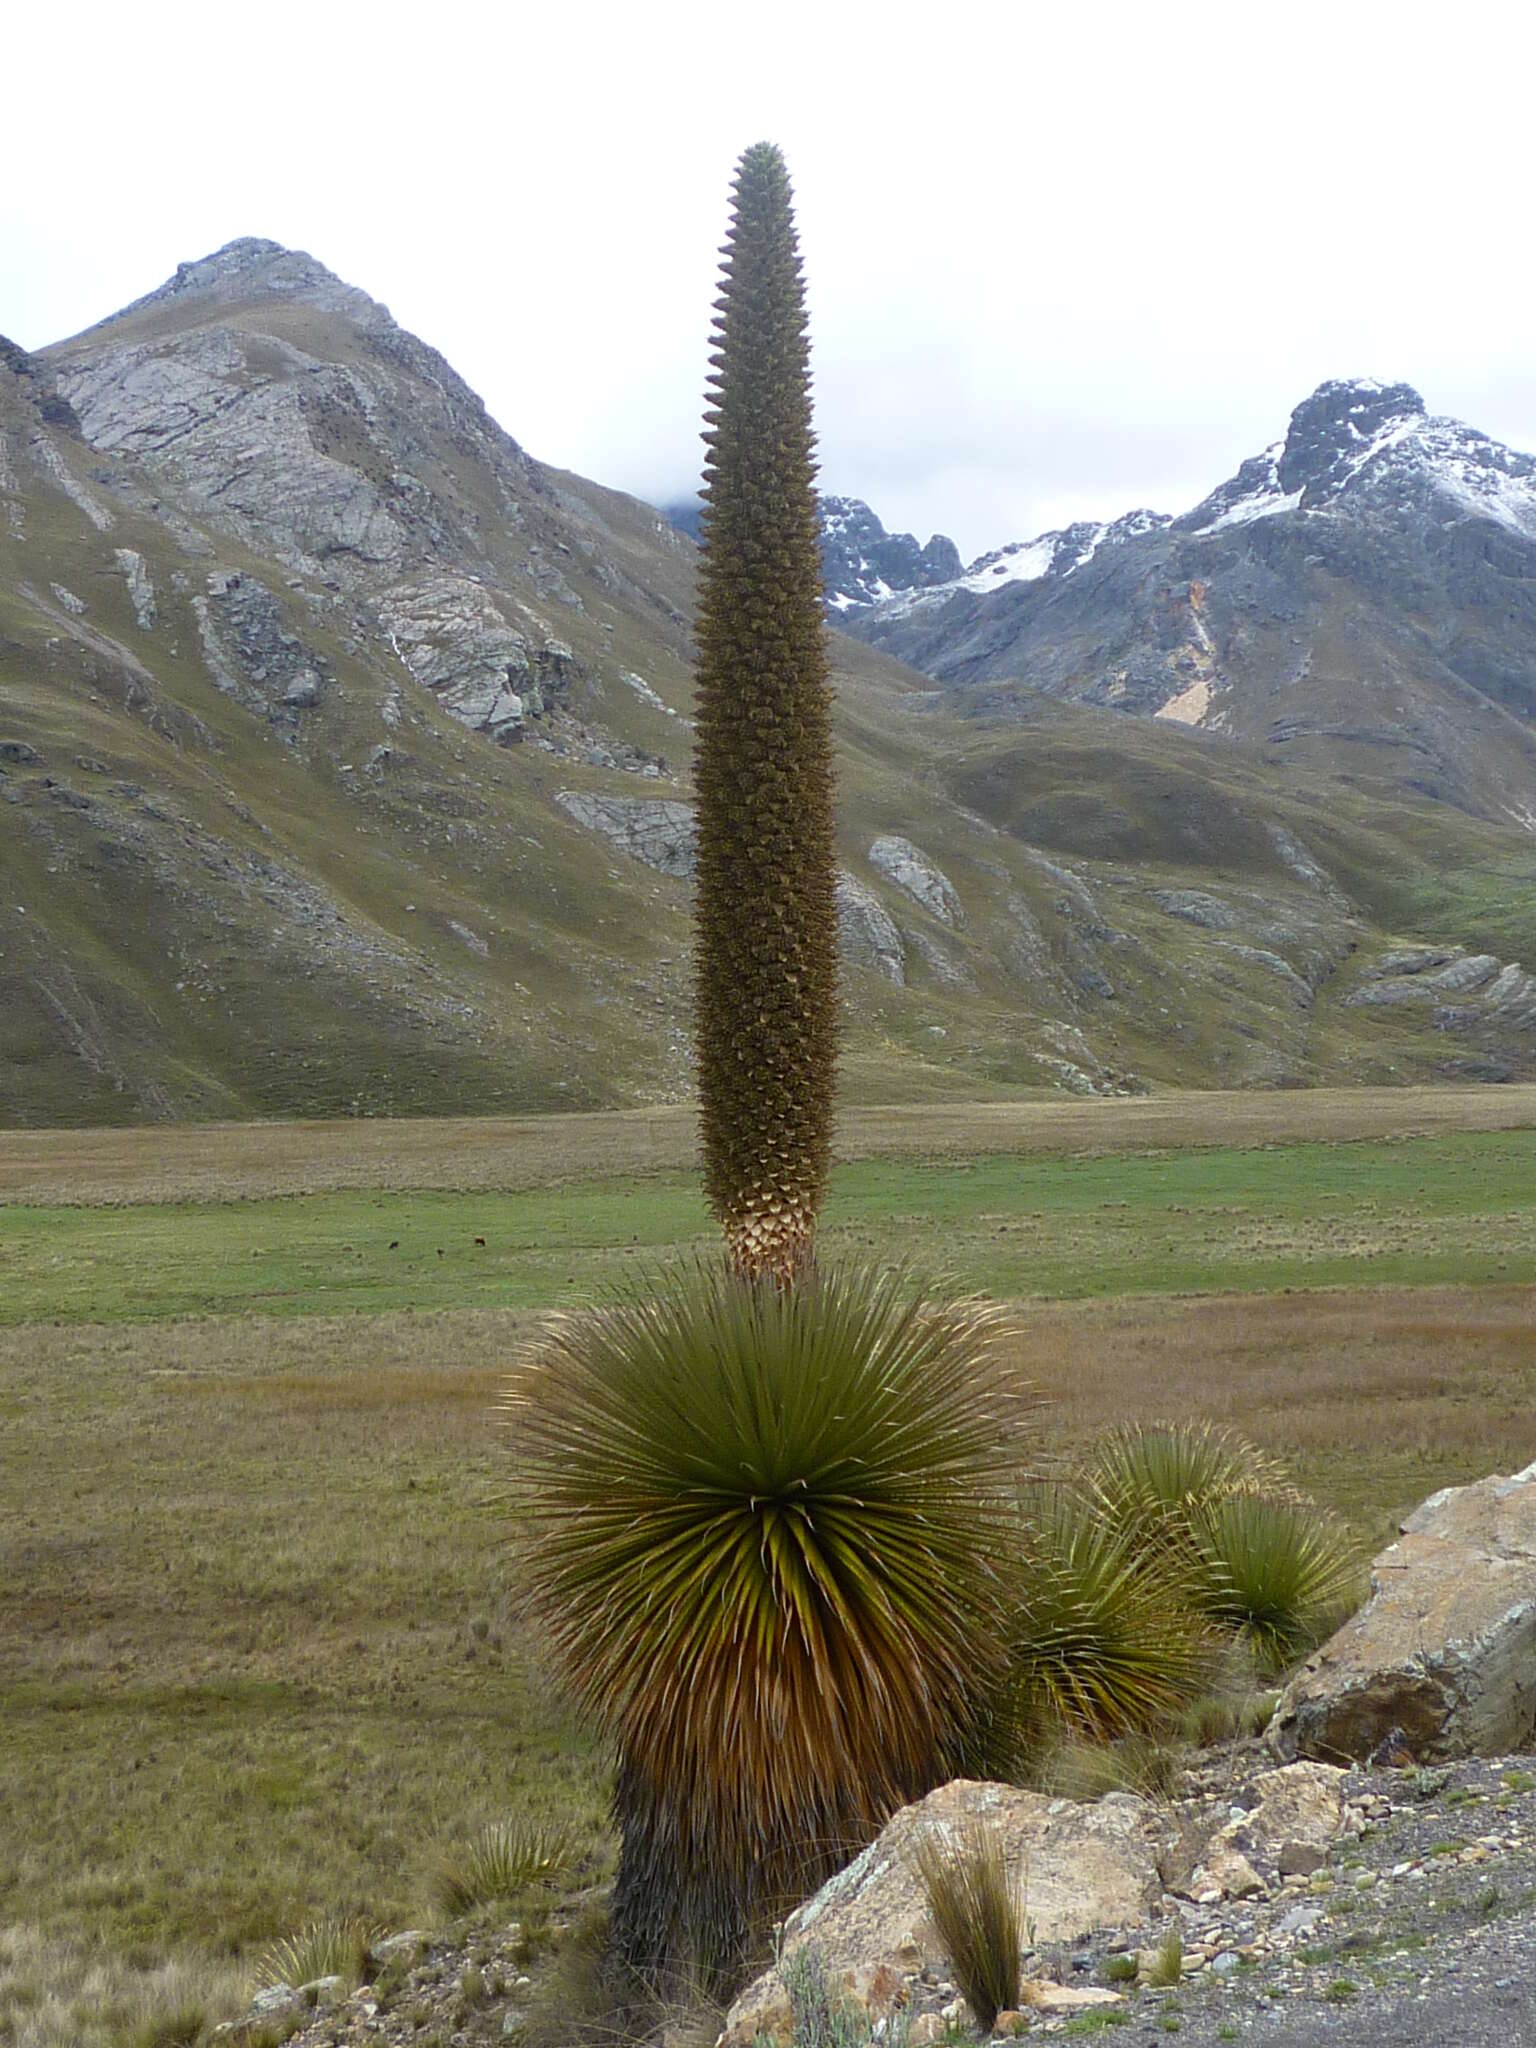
4,244,1536,1126
665,492,962,611
836,379,1536,833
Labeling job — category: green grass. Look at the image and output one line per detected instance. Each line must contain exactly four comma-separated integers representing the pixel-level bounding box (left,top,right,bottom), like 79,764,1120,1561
1,1130,1532,1325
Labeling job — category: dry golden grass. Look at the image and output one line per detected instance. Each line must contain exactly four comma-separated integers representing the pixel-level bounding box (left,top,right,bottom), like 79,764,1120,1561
0,1921,248,2048
3,1084,1535,1206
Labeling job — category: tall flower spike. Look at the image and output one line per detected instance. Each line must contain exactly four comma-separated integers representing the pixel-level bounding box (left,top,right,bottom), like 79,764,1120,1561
692,142,839,1286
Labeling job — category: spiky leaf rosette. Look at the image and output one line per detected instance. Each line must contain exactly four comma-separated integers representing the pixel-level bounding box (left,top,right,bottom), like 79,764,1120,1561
968,1486,1217,1769
1087,1422,1302,1550
1193,1495,1364,1675
693,143,839,1284
500,1262,1033,1984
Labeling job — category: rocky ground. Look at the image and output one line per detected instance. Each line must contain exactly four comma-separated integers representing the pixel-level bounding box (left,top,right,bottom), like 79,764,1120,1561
983,1748,1536,2045
218,1750,1536,2048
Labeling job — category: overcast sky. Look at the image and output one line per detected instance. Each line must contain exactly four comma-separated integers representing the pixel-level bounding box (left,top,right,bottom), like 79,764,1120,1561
6,1,1535,562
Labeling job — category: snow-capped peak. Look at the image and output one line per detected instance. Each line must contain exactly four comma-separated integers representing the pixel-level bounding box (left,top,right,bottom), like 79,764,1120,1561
868,507,1172,620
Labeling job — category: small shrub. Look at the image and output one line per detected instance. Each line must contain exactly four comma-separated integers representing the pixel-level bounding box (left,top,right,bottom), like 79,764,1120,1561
131,2006,207,2048
1088,1424,1297,1545
252,1914,381,1991
1101,1954,1138,1985
780,1946,891,2048
1083,1424,1363,1678
911,1820,1022,2032
1144,1932,1182,1987
431,1817,574,1917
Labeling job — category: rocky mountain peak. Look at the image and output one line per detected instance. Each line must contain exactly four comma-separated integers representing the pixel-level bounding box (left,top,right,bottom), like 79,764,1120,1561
1277,377,1426,497
100,237,386,336
818,495,962,609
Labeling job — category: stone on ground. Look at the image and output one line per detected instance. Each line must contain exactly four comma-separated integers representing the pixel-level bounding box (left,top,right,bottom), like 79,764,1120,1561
1269,1461,1536,1763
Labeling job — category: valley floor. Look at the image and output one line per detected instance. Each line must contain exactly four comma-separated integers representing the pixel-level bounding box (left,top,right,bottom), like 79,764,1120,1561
1,1090,1534,2044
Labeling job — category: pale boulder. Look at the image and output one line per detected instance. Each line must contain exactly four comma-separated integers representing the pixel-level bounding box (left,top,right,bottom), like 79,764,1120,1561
1269,1462,1536,1763
721,1778,1165,2047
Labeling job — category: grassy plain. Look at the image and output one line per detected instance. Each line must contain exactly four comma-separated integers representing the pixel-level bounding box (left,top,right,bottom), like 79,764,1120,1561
2,1091,1535,2042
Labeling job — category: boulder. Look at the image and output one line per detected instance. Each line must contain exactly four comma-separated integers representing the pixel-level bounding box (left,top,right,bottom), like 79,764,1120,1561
722,1778,1166,2048
1269,1461,1536,1762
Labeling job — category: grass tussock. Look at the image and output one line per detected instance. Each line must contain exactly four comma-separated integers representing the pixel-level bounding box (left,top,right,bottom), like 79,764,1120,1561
911,1821,1023,2032
252,1914,383,1991
430,1818,576,1918
1145,1931,1183,1987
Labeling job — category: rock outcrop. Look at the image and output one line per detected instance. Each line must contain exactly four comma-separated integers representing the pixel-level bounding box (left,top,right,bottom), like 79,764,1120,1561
835,874,905,984
553,793,698,878
1269,1462,1536,1763
868,836,964,927
723,1779,1167,2045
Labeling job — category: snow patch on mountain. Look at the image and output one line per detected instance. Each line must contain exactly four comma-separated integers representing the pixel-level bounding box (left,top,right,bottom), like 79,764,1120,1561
867,508,1172,620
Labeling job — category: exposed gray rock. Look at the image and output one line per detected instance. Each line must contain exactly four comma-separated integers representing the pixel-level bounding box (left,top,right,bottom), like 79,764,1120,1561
53,326,409,576
1167,1764,1347,1903
34,436,115,530
868,835,964,926
816,494,963,611
1150,889,1238,930
1269,1462,1536,1763
50,582,86,615
1025,848,1098,917
114,546,156,629
724,1777,1166,2048
283,671,320,709
380,575,531,738
1216,942,1315,1007
1268,825,1350,907
835,873,904,984
553,792,697,877
1372,947,1456,976
191,570,327,718
1348,950,1514,1016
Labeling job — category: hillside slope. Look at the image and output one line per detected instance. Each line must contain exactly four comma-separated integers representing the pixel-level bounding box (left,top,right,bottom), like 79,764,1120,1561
3,246,1535,1124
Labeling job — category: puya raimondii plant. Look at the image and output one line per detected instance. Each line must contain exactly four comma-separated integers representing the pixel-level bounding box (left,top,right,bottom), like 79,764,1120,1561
692,139,840,1288
504,145,1034,1998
